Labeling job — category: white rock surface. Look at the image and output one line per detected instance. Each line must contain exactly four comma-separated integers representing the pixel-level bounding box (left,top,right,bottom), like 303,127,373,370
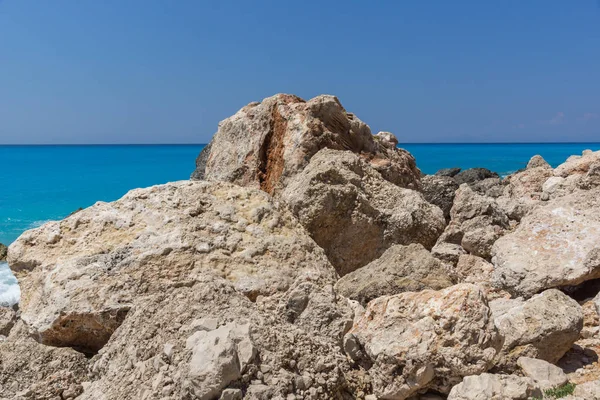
447,373,542,400
517,356,568,391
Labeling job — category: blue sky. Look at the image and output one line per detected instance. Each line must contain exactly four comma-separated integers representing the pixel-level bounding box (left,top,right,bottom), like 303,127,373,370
0,1,599,144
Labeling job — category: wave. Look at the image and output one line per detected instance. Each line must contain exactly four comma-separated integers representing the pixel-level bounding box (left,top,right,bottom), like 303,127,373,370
0,262,20,306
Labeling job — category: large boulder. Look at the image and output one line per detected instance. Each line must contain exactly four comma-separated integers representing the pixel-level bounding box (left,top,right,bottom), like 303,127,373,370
554,150,600,178
334,244,454,306
492,188,600,297
490,289,583,371
502,155,553,201
193,93,421,193
447,373,542,400
8,181,341,353
344,284,501,399
281,149,446,275
7,181,360,400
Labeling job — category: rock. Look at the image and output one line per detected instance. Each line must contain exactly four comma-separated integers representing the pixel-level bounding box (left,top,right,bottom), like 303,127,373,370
281,149,445,275
431,242,467,266
517,357,568,391
8,181,341,353
421,175,459,220
502,161,553,201
573,380,600,399
554,150,600,178
220,388,243,400
490,289,583,371
190,141,213,180
0,242,6,261
527,155,552,170
0,306,16,336
492,188,600,297
344,284,501,399
436,185,509,261
577,161,600,190
454,168,500,186
335,244,454,306
447,373,542,400
470,177,504,198
195,93,421,193
0,322,88,400
436,167,461,177
455,255,496,293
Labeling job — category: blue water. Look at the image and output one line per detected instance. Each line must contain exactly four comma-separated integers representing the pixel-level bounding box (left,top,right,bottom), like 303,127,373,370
1,142,599,305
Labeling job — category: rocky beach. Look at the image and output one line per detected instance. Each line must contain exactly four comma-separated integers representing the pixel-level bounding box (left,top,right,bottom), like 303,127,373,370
2,93,600,400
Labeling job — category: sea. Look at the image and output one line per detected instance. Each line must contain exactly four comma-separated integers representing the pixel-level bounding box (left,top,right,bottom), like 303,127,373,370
1,142,599,305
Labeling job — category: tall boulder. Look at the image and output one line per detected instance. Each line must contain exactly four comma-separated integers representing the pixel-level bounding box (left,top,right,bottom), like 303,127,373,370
281,149,446,275
344,284,501,399
492,188,600,297
193,93,421,193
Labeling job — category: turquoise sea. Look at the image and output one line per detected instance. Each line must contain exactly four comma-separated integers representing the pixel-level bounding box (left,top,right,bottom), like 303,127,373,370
1,142,599,304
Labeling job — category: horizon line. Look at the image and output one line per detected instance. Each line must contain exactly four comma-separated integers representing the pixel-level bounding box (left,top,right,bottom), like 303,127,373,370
1,142,600,146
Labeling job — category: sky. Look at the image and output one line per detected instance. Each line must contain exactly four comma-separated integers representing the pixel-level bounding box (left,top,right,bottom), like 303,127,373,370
0,1,599,144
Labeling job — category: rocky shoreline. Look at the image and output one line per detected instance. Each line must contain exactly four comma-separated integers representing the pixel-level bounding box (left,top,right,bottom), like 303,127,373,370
1,93,600,399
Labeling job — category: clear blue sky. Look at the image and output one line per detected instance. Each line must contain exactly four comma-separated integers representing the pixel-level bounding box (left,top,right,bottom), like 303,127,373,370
1,1,599,144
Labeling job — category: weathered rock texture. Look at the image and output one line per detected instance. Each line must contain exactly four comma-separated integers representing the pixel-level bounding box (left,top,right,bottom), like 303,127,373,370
447,373,541,400
492,188,600,297
517,357,568,391
334,244,454,306
194,93,421,193
281,149,445,275
6,181,363,399
344,284,501,399
0,306,16,337
420,175,459,220
0,242,7,262
490,289,583,371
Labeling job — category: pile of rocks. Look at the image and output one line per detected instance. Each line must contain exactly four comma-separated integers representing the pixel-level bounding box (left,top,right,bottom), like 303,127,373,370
2,93,600,399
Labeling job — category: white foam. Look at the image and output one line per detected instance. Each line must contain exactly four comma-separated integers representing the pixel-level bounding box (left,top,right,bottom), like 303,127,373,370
0,262,20,306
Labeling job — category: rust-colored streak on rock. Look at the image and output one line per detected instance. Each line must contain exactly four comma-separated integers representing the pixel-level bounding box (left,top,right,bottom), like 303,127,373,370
259,103,288,194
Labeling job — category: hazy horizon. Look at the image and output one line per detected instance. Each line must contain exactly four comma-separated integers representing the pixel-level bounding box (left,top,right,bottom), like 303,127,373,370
1,1,599,144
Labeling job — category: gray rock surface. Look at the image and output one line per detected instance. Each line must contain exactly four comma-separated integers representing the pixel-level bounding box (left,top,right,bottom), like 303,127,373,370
190,141,213,180
344,284,501,399
194,93,421,194
421,175,459,220
334,243,454,306
454,168,500,186
492,188,600,297
435,167,461,177
490,289,583,371
447,373,542,400
517,356,568,391
281,149,446,275
0,306,16,337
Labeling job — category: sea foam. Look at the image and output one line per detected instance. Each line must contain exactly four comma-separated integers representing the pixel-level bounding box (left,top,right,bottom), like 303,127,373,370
0,262,20,306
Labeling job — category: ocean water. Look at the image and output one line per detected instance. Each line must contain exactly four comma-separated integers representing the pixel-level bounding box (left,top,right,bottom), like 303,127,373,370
1,142,599,304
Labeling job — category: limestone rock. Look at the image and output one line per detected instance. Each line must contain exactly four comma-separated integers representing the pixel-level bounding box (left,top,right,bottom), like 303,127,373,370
502,161,553,201
190,141,213,180
447,373,542,400
517,357,568,391
454,168,500,186
554,150,600,178
573,380,600,399
281,149,446,275
431,242,467,266
335,244,454,306
421,175,459,220
490,289,583,371
454,255,498,294
492,188,600,297
0,242,6,262
527,155,552,170
8,181,340,354
0,322,88,400
194,93,421,193
577,161,600,190
0,306,16,336
344,284,501,399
